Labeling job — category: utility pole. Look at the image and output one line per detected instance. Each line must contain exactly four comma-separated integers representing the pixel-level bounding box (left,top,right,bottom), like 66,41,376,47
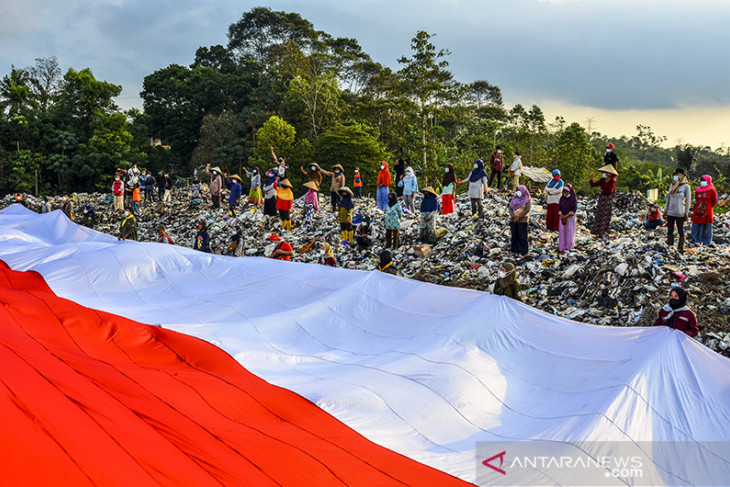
584,117,596,133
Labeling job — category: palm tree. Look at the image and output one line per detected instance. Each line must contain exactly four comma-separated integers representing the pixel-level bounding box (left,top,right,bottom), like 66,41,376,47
0,66,32,116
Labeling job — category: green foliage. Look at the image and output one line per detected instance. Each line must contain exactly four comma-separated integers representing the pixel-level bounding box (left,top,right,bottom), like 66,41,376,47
252,115,296,168
547,122,599,192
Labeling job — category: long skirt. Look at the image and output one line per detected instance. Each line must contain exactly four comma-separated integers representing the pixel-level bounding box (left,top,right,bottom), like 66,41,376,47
442,194,454,215
558,216,576,252
591,194,613,236
305,189,319,211
419,211,437,243
510,221,529,255
248,188,263,205
263,197,277,216
546,203,560,231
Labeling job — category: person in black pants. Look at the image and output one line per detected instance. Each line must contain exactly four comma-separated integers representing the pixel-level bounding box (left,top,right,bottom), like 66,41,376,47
488,145,504,190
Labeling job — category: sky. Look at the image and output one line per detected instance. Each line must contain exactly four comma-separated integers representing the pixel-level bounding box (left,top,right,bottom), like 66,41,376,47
2,0,730,147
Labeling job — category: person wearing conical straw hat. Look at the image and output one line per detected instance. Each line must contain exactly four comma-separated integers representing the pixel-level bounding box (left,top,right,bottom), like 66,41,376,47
224,172,243,217
300,163,322,211
302,181,319,231
206,163,223,209
589,163,618,237
338,186,355,245
418,186,439,244
276,178,294,231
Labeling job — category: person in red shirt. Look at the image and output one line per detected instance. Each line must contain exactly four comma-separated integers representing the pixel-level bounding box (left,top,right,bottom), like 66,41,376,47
488,145,504,190
376,161,392,210
268,234,293,261
690,175,719,246
589,164,617,236
643,203,664,230
654,287,699,337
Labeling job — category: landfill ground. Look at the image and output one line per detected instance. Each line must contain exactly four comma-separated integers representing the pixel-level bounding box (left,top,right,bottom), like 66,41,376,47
4,188,730,356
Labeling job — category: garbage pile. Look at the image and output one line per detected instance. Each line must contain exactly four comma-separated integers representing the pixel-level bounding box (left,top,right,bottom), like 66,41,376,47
3,188,730,356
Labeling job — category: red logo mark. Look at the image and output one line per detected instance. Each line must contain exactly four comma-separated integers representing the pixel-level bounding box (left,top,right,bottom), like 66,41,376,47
482,451,507,475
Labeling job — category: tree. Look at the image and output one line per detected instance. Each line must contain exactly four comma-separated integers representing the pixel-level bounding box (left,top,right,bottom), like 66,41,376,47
0,66,32,117
547,122,599,191
635,124,667,162
53,68,121,140
252,115,296,167
27,56,61,112
190,111,245,171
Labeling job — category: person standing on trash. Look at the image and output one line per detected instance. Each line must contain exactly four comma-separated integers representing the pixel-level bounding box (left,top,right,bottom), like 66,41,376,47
263,168,279,217
275,178,294,231
488,145,504,190
399,166,419,213
654,287,698,337
460,159,488,219
319,242,337,267
644,203,664,230
558,183,578,252
156,170,166,202
162,172,173,203
112,174,124,212
145,171,156,202
40,197,51,214
442,163,457,215
377,250,397,275
393,157,406,197
604,143,619,171
132,183,141,215
268,234,293,261
206,164,223,209
663,168,691,251
353,168,363,199
242,166,263,207
157,226,173,244
385,192,402,249
492,262,521,300
509,151,523,190
61,194,74,221
224,173,243,217
319,164,346,213
376,161,392,211
193,220,212,253
270,147,289,180
338,186,355,245
690,175,719,247
589,164,618,237
118,210,137,241
509,185,532,256
419,186,440,244
190,177,203,201
301,163,323,211
544,169,565,231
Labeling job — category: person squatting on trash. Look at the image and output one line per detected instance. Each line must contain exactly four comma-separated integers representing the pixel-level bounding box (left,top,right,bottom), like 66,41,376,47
377,250,397,275
419,186,439,244
442,163,457,215
644,203,663,230
275,179,294,231
654,287,698,337
461,159,488,219
399,166,418,213
157,226,173,244
544,169,564,231
225,225,244,256
663,168,691,251
690,175,719,247
558,183,578,252
589,164,618,237
385,192,402,250
509,185,532,256
376,161,392,211
338,187,355,245
355,215,376,251
269,234,293,261
318,242,337,267
118,210,137,241
193,220,212,253
492,262,521,301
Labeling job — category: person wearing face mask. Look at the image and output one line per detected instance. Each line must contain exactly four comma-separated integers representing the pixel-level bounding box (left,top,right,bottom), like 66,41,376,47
459,159,489,218
509,151,523,190
654,287,698,337
206,164,223,209
112,174,125,211
399,166,419,213
40,197,51,214
118,210,137,241
643,203,663,231
589,164,618,236
544,169,565,231
418,186,440,244
263,168,280,217
509,185,532,255
604,143,619,171
353,167,363,198
338,187,355,245
393,157,406,197
355,215,377,251
377,250,397,275
376,161,392,211
492,262,521,301
442,163,457,215
300,163,323,210
385,192,402,249
193,220,212,253
270,146,288,179
242,166,263,206
224,173,243,217
319,164,346,213
318,242,337,267
558,184,578,252
488,145,504,190
61,194,75,221
663,168,691,251
275,179,294,231
690,175,719,247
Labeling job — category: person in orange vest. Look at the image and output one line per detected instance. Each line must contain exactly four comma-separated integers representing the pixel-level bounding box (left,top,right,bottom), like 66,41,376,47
353,167,363,199
14,192,26,207
268,234,293,261
132,183,141,215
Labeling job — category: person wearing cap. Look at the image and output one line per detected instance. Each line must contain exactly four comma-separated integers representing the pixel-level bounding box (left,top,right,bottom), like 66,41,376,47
206,163,223,209
118,210,137,241
509,151,523,190
442,163,457,215
663,168,691,251
112,174,125,211
459,159,488,219
338,187,355,245
193,220,212,253
418,186,439,244
224,173,243,217
399,166,419,213
654,287,698,337
509,185,532,255
275,179,294,231
157,226,173,244
644,203,664,231
318,242,337,267
488,145,504,190
558,184,578,252
690,175,719,247
270,146,288,179
320,164,346,212
61,194,75,221
377,250,397,275
269,234,293,261
376,161,392,211
589,164,618,237
604,143,619,171
353,168,363,199
385,192,402,249
263,168,279,217
492,262,521,301
242,166,263,206
355,215,377,251
544,169,564,231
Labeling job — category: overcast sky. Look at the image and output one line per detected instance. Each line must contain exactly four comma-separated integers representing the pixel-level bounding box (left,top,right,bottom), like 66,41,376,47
2,0,730,147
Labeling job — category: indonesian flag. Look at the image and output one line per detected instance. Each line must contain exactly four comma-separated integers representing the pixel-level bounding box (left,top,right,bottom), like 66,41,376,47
1,205,730,486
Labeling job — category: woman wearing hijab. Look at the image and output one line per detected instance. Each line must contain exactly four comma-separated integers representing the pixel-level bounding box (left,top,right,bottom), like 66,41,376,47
318,242,337,267
492,262,521,300
242,166,263,206
690,175,719,247
509,185,532,256
338,187,355,245
442,163,457,215
300,163,323,211
262,168,279,217
393,157,406,197
460,159,488,218
663,168,691,251
376,161,392,211
589,164,618,236
418,186,439,244
385,192,402,249
399,166,419,213
558,183,578,252
275,179,294,231
544,169,565,231
377,250,397,275
224,173,243,217
654,287,698,337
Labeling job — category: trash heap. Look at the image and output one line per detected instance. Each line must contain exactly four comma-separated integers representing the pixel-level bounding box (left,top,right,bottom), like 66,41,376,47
3,188,730,355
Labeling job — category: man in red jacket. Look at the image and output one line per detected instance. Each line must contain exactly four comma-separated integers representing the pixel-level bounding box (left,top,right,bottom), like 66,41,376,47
654,287,698,337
